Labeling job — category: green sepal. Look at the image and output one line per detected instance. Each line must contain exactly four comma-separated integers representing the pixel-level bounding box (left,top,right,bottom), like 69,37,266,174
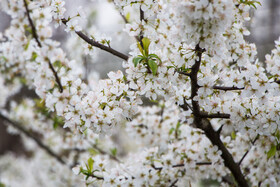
267,144,277,159
110,148,117,157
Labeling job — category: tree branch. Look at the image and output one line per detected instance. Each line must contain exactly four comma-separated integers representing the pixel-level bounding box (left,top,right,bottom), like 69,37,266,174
169,179,178,187
61,19,129,61
199,119,248,187
200,113,230,119
0,113,66,165
139,6,145,48
23,0,63,93
238,135,259,166
175,70,191,76
184,44,249,187
212,85,244,91
152,161,212,171
0,113,106,181
112,1,141,43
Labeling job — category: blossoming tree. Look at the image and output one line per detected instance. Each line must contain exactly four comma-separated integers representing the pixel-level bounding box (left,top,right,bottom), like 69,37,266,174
0,0,279,186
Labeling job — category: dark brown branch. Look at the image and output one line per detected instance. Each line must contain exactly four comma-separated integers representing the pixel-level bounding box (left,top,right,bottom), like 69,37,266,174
175,70,191,76
61,19,129,61
199,119,248,187
222,175,236,186
184,44,249,187
169,179,179,187
23,0,42,47
0,114,106,181
23,0,63,93
139,6,145,48
112,1,141,43
217,124,224,135
212,85,244,91
238,135,259,166
0,114,105,181
88,173,104,180
200,113,230,119
152,161,212,170
195,161,212,166
0,113,66,165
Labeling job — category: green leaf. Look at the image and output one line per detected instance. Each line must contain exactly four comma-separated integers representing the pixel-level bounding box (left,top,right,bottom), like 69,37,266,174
83,127,88,136
110,148,117,157
239,0,261,9
142,37,151,56
231,131,236,140
137,42,144,56
87,157,94,172
0,182,6,187
275,130,280,140
267,144,277,159
1,56,7,62
123,74,127,82
100,102,107,109
169,127,175,135
149,54,162,63
125,12,130,22
133,56,144,67
19,77,27,85
148,59,158,76
24,40,30,51
175,122,181,131
31,52,38,61
80,119,85,126
53,116,59,129
53,116,64,129
88,148,99,156
53,60,62,68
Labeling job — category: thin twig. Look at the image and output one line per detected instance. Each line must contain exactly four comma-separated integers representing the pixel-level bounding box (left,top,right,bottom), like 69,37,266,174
238,135,259,166
0,113,106,181
23,0,42,47
212,85,244,91
175,70,191,77
61,19,129,61
200,113,231,119
23,0,63,93
139,6,145,48
0,113,66,165
112,0,141,43
169,179,179,187
88,173,104,180
152,161,212,170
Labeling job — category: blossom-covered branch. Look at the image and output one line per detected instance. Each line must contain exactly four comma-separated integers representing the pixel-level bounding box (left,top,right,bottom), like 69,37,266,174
0,113,66,165
187,44,249,187
61,19,129,61
23,0,63,92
